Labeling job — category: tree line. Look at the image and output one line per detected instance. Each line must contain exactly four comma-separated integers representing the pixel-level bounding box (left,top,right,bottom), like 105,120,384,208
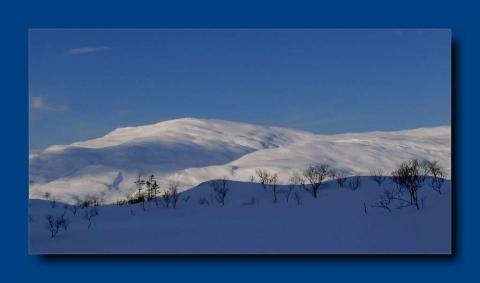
40,159,447,238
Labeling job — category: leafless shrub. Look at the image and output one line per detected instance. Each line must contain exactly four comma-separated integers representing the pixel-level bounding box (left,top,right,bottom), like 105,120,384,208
249,175,255,183
255,169,280,203
284,173,303,203
255,169,271,191
302,164,330,198
370,169,386,187
425,160,446,194
45,215,58,238
45,213,70,238
269,173,279,203
392,159,426,210
58,212,70,231
210,178,229,206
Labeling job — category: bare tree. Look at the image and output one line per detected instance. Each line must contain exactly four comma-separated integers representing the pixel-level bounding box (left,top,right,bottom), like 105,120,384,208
57,212,70,231
210,178,229,206
284,173,303,203
255,169,280,202
302,164,330,198
249,175,256,183
84,206,99,229
255,169,271,191
348,176,361,191
45,213,69,238
370,169,386,187
426,160,446,194
269,173,279,203
168,182,181,209
45,215,58,238
391,159,426,210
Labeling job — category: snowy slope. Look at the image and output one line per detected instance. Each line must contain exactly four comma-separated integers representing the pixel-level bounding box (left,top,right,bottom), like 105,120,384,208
29,177,451,254
29,118,451,204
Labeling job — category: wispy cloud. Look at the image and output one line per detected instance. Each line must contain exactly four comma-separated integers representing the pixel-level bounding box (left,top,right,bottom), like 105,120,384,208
67,46,111,55
30,96,69,112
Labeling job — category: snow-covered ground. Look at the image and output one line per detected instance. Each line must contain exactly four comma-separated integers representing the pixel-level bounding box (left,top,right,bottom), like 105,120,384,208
29,177,451,254
29,118,451,204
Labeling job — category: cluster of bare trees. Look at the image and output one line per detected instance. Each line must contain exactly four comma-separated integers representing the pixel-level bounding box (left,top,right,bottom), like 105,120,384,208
255,164,363,204
427,161,446,194
45,212,69,238
371,159,446,212
302,164,330,198
128,175,182,210
40,159,447,238
255,169,280,202
43,195,103,238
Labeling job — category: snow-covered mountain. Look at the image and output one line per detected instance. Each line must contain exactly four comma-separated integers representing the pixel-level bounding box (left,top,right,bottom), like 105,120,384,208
29,118,451,204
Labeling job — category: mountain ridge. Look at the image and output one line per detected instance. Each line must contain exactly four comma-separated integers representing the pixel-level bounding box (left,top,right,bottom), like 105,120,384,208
29,118,451,204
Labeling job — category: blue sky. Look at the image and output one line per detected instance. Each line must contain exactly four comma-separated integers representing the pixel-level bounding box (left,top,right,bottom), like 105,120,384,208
29,29,451,150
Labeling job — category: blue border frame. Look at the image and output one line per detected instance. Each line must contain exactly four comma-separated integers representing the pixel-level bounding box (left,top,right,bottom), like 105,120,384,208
1,0,478,282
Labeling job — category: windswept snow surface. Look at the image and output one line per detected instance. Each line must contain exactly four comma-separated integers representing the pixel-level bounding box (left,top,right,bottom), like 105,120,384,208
29,177,451,254
29,118,451,204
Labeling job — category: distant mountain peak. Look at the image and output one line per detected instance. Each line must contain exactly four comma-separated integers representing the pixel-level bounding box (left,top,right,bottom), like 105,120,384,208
30,119,451,204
